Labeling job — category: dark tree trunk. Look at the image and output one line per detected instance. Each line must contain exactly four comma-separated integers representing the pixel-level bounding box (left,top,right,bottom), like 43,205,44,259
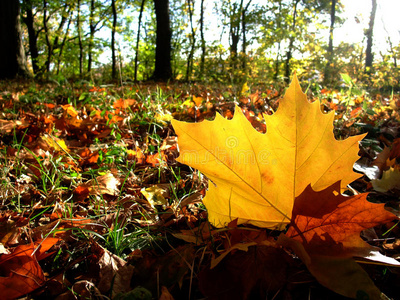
134,0,146,81
88,0,95,73
111,0,117,79
77,0,84,76
241,0,252,71
152,0,172,81
185,0,196,81
56,16,72,75
284,0,300,83
365,0,377,72
229,1,242,65
22,0,40,75
273,0,282,80
324,0,336,84
199,0,205,75
43,0,70,74
0,0,31,79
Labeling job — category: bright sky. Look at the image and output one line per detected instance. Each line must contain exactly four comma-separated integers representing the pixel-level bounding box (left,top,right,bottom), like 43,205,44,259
337,0,400,54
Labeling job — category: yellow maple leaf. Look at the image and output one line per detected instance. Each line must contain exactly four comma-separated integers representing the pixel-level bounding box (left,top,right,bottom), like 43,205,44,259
372,167,400,192
171,75,364,229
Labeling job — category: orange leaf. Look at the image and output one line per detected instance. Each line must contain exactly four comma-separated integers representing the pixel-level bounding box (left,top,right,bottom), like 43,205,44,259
0,238,59,300
286,182,396,258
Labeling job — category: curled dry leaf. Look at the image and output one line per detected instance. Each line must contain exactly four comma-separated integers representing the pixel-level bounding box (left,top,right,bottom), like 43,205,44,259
76,172,120,196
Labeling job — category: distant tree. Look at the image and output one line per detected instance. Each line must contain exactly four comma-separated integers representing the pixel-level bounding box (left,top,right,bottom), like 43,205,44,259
284,0,300,83
134,0,146,81
152,0,172,81
21,0,40,75
0,0,31,79
199,0,206,75
365,0,377,72
111,0,118,79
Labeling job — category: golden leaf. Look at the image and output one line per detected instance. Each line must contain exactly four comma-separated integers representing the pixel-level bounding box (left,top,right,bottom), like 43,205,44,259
172,75,364,229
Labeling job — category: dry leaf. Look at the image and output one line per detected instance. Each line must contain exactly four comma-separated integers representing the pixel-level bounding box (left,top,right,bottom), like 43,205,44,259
371,167,400,192
172,75,364,229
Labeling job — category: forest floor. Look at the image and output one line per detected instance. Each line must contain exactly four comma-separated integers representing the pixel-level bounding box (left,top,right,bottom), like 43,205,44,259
1,78,400,300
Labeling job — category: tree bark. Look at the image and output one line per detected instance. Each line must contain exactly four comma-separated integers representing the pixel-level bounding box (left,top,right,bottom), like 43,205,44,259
77,0,84,76
111,0,117,80
152,0,172,81
324,0,336,84
365,0,377,72
185,0,196,81
241,0,252,71
199,0,206,75
22,0,40,75
284,0,300,83
273,0,282,80
0,0,31,79
134,0,146,81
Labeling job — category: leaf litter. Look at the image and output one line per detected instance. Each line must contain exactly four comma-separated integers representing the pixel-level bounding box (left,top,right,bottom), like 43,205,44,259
0,78,400,299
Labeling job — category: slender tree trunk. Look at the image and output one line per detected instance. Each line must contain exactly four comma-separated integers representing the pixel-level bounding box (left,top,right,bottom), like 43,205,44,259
43,1,70,74
185,0,196,81
77,0,83,76
23,0,40,75
88,0,95,73
134,0,146,81
284,0,299,83
0,0,31,79
365,0,377,72
199,0,206,75
56,16,72,75
241,0,252,71
229,1,242,67
111,0,117,79
324,0,336,84
43,0,52,73
273,0,282,80
152,0,172,81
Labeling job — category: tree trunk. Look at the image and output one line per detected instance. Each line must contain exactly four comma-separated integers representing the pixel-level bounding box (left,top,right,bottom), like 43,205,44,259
365,0,377,72
43,1,70,74
56,16,72,75
88,0,95,73
77,0,84,76
199,0,206,75
134,0,146,81
241,0,252,71
185,0,196,81
152,0,172,81
273,0,282,80
284,0,299,83
324,0,336,84
0,0,31,79
22,0,40,75
111,0,117,80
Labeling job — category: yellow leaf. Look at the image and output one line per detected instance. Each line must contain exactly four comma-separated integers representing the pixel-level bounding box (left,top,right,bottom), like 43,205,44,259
141,186,168,208
172,75,364,229
193,95,203,107
62,104,79,118
155,112,173,124
371,167,400,192
41,134,70,153
241,82,250,96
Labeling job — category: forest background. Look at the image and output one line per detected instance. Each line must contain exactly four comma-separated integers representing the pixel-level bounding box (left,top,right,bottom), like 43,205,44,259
1,0,399,89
